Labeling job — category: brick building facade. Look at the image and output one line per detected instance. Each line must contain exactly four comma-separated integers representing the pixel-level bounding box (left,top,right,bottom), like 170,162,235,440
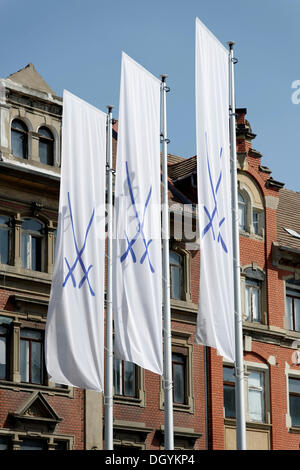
0,65,299,450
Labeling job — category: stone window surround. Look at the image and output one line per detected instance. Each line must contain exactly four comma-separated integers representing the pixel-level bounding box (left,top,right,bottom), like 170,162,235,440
169,242,192,304
237,177,265,239
0,312,73,397
9,108,60,168
113,363,146,408
0,206,57,276
159,330,194,414
112,333,146,407
0,429,74,450
223,359,271,425
285,362,300,432
283,276,300,332
241,264,267,325
113,420,153,449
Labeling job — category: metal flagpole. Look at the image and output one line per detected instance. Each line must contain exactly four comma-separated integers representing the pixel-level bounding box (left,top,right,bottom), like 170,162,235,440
160,74,174,450
104,105,114,450
227,42,247,450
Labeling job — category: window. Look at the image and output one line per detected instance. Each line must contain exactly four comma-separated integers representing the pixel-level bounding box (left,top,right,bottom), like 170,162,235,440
0,325,9,380
172,353,186,404
113,358,136,397
289,377,300,427
224,366,267,423
21,218,44,271
0,216,12,265
54,440,69,450
0,434,72,451
248,370,265,422
170,251,183,300
20,329,44,384
38,127,54,166
11,119,28,159
53,228,57,262
19,438,45,450
286,288,300,332
253,210,260,235
238,192,246,231
0,317,12,381
245,279,261,322
223,366,236,418
0,436,11,450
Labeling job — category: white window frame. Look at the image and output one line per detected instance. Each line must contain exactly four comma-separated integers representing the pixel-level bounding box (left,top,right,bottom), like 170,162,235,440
21,218,44,271
223,360,270,424
245,362,269,424
245,279,261,323
285,363,300,429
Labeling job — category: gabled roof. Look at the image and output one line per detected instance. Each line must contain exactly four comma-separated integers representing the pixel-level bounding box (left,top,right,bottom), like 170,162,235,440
6,63,55,95
168,155,197,182
277,188,300,252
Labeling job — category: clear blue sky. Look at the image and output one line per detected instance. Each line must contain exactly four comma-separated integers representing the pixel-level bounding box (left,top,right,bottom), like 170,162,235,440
1,0,300,191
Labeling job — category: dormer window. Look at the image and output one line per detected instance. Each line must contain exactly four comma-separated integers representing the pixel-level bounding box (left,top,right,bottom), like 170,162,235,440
11,119,28,159
38,127,54,165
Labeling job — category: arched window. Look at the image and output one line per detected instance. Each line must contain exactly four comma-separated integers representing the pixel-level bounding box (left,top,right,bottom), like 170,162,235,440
21,218,44,271
38,126,54,165
238,192,246,231
170,251,183,300
11,119,28,159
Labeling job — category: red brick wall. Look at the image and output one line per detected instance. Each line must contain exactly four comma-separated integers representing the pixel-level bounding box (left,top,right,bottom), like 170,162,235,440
209,109,300,450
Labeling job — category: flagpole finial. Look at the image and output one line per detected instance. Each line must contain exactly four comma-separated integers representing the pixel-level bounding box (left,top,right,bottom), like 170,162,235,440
227,41,235,50
107,105,114,112
160,74,168,82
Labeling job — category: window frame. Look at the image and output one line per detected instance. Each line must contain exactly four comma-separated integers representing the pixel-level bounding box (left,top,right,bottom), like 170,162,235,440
0,324,9,381
285,287,300,332
245,278,261,323
223,365,236,419
238,192,247,232
11,118,28,159
38,126,54,166
0,435,12,450
223,361,270,425
112,347,145,406
169,245,192,303
20,328,45,385
160,332,194,413
172,351,187,405
0,215,13,266
237,183,264,238
113,358,137,399
247,369,265,423
169,250,184,300
0,431,74,451
288,375,300,429
21,218,45,272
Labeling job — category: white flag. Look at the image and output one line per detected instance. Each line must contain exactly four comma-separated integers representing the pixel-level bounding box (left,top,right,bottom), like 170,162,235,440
195,18,235,362
45,90,106,391
113,52,162,375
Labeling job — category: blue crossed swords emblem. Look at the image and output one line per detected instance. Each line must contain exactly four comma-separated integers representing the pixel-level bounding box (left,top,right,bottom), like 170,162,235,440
202,133,228,254
120,161,155,273
62,192,96,296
